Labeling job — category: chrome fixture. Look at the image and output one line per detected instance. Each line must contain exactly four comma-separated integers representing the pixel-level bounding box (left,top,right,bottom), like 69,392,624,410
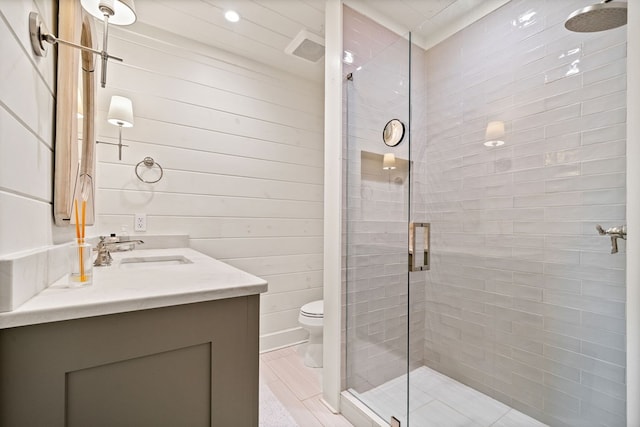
29,0,137,88
565,0,627,33
94,236,144,267
135,157,164,184
596,224,627,254
97,96,134,160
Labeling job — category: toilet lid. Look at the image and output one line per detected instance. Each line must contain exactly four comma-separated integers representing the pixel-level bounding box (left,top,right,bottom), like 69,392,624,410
301,300,323,318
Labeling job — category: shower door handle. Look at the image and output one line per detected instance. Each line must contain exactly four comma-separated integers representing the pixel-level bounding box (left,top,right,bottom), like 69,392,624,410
409,222,430,271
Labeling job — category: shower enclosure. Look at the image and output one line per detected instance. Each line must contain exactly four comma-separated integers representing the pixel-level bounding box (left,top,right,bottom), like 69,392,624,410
343,1,627,426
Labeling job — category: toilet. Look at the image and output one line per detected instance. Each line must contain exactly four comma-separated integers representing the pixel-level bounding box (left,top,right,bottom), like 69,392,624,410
298,300,324,368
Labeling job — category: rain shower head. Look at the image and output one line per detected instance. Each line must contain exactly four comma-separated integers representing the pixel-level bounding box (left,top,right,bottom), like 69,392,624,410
565,0,627,32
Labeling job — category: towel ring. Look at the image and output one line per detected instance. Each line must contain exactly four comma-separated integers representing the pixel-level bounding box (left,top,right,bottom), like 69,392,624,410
135,157,163,184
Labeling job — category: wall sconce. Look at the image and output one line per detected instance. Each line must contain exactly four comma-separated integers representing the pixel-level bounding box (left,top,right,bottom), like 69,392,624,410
382,153,397,170
29,0,137,88
484,121,505,147
97,95,134,160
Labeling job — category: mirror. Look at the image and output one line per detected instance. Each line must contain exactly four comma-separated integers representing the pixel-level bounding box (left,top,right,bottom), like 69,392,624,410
382,119,405,147
53,2,96,226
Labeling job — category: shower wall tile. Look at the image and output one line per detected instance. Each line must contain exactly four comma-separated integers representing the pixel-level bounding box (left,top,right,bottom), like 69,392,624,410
344,1,626,425
421,0,626,425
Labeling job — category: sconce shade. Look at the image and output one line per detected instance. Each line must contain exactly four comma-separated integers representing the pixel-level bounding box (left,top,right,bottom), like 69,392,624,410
485,121,505,139
484,120,505,147
107,95,134,127
382,153,397,170
81,0,137,25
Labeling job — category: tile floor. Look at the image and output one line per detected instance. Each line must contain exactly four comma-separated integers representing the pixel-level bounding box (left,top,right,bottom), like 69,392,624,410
261,345,548,427
260,344,353,427
352,366,549,427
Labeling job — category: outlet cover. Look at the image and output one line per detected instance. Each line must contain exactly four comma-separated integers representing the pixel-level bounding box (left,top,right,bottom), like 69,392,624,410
134,213,147,232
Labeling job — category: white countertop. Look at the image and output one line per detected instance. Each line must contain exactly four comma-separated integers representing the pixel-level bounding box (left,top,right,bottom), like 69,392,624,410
0,248,267,329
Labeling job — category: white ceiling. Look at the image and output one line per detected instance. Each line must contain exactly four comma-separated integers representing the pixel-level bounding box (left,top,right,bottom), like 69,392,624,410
134,0,510,82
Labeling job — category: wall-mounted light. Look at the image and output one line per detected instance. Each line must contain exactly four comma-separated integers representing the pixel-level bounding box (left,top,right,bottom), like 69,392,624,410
29,0,137,88
484,121,505,147
97,95,134,160
382,153,397,170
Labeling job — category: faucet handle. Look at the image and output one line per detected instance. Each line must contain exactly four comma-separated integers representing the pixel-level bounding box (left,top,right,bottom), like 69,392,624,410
596,224,627,254
94,236,113,267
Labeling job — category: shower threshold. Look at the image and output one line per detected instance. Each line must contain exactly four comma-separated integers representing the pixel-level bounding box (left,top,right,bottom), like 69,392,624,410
348,366,548,426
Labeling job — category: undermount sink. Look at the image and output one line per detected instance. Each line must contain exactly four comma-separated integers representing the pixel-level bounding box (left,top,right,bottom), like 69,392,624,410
118,255,193,269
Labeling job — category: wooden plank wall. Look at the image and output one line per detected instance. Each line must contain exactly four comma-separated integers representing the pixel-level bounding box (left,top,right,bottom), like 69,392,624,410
95,24,325,351
0,0,74,256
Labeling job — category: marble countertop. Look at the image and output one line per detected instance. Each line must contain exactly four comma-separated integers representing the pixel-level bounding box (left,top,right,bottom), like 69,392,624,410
0,248,267,329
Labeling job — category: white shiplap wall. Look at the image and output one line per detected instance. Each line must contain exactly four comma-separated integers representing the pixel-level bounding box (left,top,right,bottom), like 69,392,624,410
95,23,324,351
0,0,76,257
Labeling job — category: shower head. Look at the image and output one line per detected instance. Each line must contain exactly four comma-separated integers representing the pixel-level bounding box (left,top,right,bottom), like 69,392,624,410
564,0,627,32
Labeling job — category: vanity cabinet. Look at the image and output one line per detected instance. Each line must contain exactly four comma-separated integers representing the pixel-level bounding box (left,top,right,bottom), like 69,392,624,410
0,295,259,426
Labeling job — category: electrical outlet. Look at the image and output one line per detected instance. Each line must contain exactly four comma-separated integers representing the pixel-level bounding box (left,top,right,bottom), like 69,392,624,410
134,213,147,232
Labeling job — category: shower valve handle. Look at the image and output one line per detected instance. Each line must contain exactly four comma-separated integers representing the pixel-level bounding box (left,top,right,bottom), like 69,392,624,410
596,224,626,254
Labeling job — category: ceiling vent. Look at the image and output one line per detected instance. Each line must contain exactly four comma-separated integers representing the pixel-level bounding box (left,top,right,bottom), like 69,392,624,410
285,29,325,63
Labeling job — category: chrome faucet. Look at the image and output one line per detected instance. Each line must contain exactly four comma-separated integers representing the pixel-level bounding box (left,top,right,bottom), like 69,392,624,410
596,224,627,254
94,236,144,267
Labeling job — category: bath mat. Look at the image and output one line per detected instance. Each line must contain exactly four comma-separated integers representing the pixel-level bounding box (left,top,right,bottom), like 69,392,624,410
259,381,299,427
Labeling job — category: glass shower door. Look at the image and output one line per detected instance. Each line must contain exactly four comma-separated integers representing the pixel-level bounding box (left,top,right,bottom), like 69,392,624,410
344,33,412,425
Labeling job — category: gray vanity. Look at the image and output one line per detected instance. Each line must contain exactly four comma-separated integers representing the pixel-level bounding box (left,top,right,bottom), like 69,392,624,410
0,246,267,426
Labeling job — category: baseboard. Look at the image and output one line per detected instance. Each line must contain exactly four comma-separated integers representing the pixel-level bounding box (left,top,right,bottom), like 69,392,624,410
260,327,308,353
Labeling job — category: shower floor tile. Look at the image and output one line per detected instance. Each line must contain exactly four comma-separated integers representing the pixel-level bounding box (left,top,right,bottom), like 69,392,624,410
353,366,548,426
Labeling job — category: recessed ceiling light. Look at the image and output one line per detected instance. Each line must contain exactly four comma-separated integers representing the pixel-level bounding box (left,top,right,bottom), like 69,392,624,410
225,10,240,23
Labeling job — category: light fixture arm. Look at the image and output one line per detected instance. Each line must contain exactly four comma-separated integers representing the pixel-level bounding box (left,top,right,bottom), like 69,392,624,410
96,125,129,161
37,29,123,63
29,12,123,87
101,12,111,88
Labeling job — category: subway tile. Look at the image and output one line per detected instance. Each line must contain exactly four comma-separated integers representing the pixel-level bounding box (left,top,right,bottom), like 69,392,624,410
579,400,626,427
582,92,626,116
580,371,626,400
581,75,627,102
544,290,625,318
545,172,625,193
581,187,625,205
543,345,625,384
544,372,625,416
544,205,625,221
581,123,625,146
581,282,625,303
581,340,625,366
511,374,544,410
580,250,625,270
582,57,626,86
512,347,580,382
546,317,625,351
512,298,580,324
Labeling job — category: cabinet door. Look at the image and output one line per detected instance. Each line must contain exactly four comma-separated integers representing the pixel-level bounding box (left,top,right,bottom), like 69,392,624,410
0,296,259,427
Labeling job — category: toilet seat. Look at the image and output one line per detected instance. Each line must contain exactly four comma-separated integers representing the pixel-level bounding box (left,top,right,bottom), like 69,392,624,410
300,300,323,318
